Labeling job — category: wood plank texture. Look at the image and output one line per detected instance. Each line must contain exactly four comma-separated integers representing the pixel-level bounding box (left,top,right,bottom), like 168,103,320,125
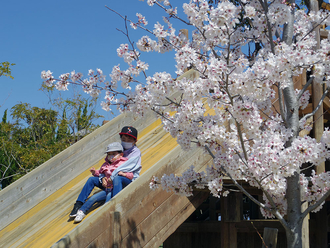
262,228,278,248
0,69,214,248
51,141,213,248
0,111,159,231
0,119,178,247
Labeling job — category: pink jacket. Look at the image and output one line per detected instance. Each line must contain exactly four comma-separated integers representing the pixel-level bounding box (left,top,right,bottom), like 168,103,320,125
94,157,133,187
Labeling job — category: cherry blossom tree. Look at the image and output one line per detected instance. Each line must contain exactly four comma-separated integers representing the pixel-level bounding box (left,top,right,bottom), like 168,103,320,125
41,0,330,247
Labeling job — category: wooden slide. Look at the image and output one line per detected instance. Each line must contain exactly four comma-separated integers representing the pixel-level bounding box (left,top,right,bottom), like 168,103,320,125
0,70,212,248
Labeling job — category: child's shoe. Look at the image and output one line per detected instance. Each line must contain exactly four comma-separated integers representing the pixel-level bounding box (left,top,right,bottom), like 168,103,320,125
69,201,83,218
74,210,86,223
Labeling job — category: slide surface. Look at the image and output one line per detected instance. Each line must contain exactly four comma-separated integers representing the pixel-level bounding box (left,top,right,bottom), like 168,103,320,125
0,70,212,248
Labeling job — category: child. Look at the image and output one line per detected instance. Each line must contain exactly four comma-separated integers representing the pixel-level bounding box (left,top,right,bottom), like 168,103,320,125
69,142,129,221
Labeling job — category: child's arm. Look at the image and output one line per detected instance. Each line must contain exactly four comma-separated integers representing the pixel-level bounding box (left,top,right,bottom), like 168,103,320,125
118,171,134,180
92,167,101,177
110,156,141,181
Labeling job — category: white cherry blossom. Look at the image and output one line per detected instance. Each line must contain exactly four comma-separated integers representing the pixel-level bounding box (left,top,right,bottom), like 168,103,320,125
42,1,330,245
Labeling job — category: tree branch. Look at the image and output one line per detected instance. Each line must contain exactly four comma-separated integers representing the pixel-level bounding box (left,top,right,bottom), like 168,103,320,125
204,145,290,231
297,77,314,101
301,187,330,220
300,86,329,123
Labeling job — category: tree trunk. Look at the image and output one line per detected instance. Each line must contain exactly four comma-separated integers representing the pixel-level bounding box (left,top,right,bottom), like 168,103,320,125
282,68,302,247
286,173,303,248
286,225,303,248
283,82,303,248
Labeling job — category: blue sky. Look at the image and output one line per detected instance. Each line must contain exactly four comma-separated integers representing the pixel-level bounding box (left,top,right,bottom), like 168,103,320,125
0,0,189,124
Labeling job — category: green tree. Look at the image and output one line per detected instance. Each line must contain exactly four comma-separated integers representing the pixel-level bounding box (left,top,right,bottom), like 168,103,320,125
0,61,15,79
56,108,70,142
0,110,24,188
0,104,64,188
41,83,103,142
8,104,60,177
0,97,103,189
